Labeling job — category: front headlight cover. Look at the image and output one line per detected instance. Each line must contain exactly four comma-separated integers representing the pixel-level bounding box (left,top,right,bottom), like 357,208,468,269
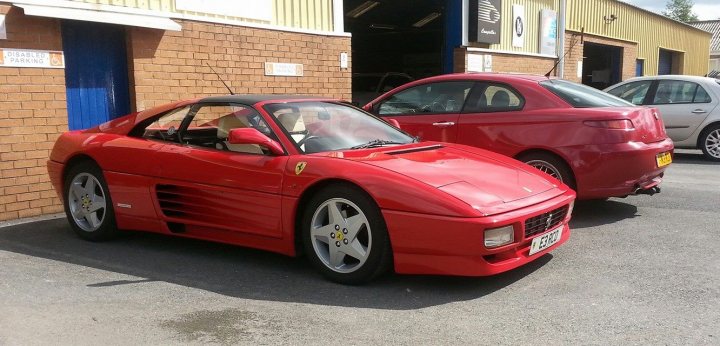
484,225,514,248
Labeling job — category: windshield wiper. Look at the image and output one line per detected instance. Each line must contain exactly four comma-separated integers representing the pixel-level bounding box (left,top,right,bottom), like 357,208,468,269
350,139,405,149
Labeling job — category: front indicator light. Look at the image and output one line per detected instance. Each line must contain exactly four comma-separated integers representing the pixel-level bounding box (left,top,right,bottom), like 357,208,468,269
484,225,514,248
566,201,575,221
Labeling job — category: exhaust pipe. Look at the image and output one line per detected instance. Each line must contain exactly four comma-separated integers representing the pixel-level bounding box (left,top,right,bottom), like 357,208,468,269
633,186,661,195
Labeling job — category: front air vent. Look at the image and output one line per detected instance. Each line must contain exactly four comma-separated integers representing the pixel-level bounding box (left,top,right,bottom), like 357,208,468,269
524,205,569,238
385,145,443,155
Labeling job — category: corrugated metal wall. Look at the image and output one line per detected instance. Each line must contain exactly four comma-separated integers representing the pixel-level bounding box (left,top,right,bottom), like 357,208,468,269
566,0,711,75
488,0,559,54
71,0,334,31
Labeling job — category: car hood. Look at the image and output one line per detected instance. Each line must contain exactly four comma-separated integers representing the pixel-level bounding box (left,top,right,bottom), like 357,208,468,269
329,143,559,211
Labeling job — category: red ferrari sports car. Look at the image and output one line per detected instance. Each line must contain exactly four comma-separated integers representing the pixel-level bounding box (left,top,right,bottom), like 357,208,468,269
364,73,674,200
48,95,575,284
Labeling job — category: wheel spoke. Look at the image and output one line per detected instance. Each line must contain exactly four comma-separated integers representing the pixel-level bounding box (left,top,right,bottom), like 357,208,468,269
342,240,367,261
311,224,334,244
328,246,345,268
327,201,344,225
87,212,102,228
85,177,96,195
344,214,365,242
71,184,84,201
71,205,85,218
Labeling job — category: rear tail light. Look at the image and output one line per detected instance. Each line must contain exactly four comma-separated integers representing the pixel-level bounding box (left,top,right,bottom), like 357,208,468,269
583,119,634,130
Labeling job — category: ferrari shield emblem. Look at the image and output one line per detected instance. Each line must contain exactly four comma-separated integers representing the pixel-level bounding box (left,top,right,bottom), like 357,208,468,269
295,161,307,175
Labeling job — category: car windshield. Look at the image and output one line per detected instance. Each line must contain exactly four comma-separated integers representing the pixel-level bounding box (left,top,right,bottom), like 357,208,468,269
540,79,634,108
264,101,415,154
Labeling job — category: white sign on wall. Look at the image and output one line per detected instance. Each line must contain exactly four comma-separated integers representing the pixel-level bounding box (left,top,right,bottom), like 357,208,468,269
577,60,583,78
340,52,348,69
0,48,65,68
0,15,6,40
264,62,304,76
467,54,483,72
484,54,493,72
512,5,525,48
539,9,558,56
176,0,272,22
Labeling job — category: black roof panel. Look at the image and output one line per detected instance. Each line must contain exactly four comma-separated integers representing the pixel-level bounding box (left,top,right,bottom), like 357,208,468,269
199,94,334,105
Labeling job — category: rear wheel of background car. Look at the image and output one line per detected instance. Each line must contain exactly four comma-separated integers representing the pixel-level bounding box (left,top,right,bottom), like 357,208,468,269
699,124,720,162
63,161,119,241
301,184,392,285
518,152,576,190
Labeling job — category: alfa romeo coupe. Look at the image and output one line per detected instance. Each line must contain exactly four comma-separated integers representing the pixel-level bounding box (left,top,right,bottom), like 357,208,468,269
48,95,575,284
364,73,674,200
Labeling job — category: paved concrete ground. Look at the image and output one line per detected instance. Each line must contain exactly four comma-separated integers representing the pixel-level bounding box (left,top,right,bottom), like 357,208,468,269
1,150,718,345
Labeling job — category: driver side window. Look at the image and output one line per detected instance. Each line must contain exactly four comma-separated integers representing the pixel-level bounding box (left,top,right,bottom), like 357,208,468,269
377,82,474,115
142,106,192,142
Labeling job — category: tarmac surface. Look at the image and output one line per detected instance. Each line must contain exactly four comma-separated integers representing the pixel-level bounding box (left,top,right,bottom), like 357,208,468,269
0,149,718,345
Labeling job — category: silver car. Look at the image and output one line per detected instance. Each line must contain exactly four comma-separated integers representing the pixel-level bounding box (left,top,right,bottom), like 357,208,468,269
606,75,720,161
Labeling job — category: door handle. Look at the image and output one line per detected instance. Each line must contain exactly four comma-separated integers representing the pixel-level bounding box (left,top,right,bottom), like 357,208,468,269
692,109,707,114
432,121,456,127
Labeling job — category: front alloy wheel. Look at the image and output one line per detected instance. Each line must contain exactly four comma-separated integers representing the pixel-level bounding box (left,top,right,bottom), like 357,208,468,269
302,184,392,284
310,198,372,273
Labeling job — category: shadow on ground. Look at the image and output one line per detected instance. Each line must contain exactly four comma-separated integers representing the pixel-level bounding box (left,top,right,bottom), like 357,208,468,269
0,218,553,310
672,152,719,165
570,199,639,229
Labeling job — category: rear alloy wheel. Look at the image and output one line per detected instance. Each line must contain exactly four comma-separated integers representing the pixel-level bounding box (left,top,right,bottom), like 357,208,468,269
302,184,392,284
700,125,720,162
518,153,576,190
64,161,119,241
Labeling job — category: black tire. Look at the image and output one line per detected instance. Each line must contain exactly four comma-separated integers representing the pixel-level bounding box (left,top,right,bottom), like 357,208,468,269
699,124,720,162
63,161,119,241
301,184,392,285
517,152,576,190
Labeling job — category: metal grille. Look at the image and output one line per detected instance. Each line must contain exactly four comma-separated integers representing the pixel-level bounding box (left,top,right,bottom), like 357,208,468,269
524,205,569,238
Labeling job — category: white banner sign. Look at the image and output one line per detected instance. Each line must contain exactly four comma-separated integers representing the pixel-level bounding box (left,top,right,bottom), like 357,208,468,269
0,14,6,40
264,62,303,77
539,9,558,56
467,54,483,72
176,0,272,22
0,48,65,68
512,5,525,48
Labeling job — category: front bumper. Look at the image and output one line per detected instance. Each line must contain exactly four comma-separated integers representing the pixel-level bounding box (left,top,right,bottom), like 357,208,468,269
382,191,575,276
571,138,674,199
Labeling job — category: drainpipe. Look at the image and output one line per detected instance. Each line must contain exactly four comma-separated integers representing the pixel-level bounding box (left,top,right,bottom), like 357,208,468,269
557,0,566,78
333,0,344,33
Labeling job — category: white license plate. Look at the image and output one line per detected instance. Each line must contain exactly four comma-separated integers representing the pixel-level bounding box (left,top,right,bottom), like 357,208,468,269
529,226,563,256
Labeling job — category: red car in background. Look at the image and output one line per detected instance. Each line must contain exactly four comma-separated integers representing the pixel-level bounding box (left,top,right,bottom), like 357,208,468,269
48,95,575,284
364,73,674,200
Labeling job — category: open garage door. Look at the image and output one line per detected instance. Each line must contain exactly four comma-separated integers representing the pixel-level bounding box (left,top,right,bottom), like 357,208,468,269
582,42,622,90
345,0,447,104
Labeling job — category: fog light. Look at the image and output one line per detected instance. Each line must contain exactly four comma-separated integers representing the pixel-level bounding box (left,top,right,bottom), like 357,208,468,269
484,225,514,248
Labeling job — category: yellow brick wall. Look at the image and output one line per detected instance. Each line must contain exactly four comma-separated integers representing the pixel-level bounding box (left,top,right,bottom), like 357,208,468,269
0,7,66,221
128,19,351,110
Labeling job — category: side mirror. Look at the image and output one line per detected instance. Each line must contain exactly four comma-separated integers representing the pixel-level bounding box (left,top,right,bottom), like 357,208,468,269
227,128,285,155
386,118,401,129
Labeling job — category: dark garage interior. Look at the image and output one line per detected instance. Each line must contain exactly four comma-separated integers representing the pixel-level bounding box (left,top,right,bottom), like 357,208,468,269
582,42,623,89
344,0,448,103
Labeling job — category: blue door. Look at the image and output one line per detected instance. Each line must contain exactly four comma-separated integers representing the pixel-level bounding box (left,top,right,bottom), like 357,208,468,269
658,49,673,75
636,59,644,77
62,21,130,130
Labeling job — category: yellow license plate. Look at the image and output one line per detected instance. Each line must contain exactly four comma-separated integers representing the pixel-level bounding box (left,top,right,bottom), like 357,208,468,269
656,152,672,167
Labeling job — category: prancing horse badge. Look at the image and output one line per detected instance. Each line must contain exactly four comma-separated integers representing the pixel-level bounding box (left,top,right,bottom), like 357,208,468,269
295,161,307,175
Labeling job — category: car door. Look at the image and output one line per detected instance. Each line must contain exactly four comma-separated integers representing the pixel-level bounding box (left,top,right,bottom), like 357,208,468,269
455,82,527,156
152,102,288,238
606,80,653,106
647,80,718,141
371,81,474,143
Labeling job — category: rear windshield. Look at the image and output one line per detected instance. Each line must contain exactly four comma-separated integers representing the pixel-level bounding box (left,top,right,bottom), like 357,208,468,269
540,79,634,108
